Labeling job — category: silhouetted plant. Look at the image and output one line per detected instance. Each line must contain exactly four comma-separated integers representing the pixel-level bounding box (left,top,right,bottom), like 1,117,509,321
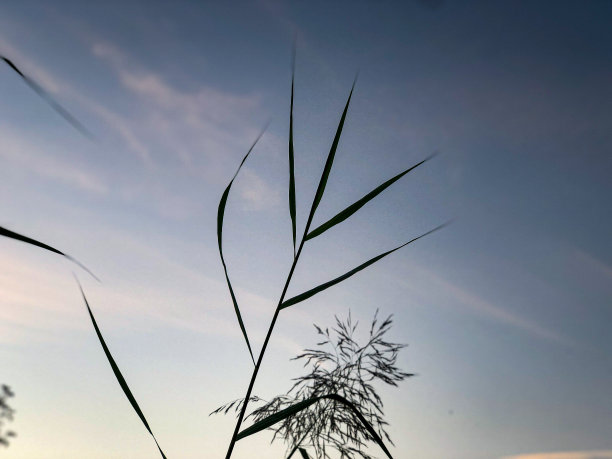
218,53,443,459
0,48,445,459
212,311,412,459
1,55,93,138
0,385,16,448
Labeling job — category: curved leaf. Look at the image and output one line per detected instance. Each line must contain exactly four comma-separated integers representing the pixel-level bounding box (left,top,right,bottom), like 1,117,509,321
218,127,268,365
0,225,99,281
281,223,447,309
1,55,93,139
75,278,166,458
305,77,356,228
306,154,436,240
288,52,297,256
236,393,393,459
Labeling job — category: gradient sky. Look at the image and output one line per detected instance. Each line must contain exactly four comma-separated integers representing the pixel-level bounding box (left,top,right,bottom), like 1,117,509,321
1,1,611,458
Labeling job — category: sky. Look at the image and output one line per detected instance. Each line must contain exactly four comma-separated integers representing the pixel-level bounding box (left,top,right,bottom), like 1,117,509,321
0,0,611,458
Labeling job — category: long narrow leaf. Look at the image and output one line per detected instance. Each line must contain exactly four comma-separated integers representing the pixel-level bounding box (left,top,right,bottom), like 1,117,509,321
217,127,268,365
1,55,93,139
288,50,297,256
305,154,435,240
75,278,166,459
281,223,447,309
298,448,310,459
0,225,99,281
305,78,356,226
236,393,393,459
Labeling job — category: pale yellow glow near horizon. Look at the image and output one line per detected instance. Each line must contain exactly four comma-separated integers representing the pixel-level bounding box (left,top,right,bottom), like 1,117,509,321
502,450,612,459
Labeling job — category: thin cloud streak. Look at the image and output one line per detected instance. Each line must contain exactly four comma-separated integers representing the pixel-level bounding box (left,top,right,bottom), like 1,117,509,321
0,127,108,194
237,167,282,211
403,263,573,346
0,249,86,344
91,42,267,170
572,248,612,283
0,218,285,347
1,54,92,139
1,34,281,222
0,32,153,164
0,34,63,94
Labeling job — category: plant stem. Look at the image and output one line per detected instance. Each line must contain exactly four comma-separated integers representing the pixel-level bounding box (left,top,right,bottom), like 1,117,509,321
285,414,318,459
225,85,337,455
224,237,306,458
225,164,328,458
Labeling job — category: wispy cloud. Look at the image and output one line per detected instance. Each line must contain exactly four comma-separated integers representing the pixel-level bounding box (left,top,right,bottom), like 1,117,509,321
572,248,612,283
0,32,152,165
0,34,63,94
1,33,282,221
403,263,573,346
89,40,285,216
501,450,612,459
0,126,108,194
78,95,153,164
0,247,86,344
0,225,258,344
237,167,282,211
91,41,268,173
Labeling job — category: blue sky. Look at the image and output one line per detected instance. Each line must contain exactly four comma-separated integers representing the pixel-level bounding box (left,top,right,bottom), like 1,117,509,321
1,1,611,458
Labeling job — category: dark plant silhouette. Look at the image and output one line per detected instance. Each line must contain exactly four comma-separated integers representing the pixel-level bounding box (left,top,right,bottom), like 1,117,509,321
1,46,444,459
0,226,99,281
0,385,16,448
1,55,93,139
219,50,443,459
212,311,412,458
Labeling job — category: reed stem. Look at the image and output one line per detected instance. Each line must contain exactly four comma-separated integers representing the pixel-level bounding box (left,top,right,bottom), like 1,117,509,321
225,162,324,458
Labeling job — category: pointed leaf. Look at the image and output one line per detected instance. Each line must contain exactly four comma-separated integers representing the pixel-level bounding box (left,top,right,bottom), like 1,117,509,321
75,278,166,458
288,53,297,256
281,224,447,309
306,154,435,240
0,225,99,281
305,78,356,228
236,393,393,459
298,448,310,459
217,128,267,365
237,397,315,440
2,56,93,139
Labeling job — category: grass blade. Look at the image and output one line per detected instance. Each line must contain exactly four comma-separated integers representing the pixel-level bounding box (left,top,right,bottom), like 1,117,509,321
1,55,93,139
306,154,435,240
1,224,65,256
288,51,297,256
237,397,314,440
305,77,356,227
236,394,394,459
298,448,310,459
218,127,268,365
75,277,166,458
0,225,99,281
281,223,447,309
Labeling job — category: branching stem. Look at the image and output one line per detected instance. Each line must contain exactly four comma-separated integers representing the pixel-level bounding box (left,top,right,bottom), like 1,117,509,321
224,136,328,457
225,232,311,457
286,421,315,459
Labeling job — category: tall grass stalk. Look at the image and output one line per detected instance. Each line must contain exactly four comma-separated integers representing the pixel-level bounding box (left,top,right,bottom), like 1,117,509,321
0,49,445,458
212,311,413,458
220,61,444,458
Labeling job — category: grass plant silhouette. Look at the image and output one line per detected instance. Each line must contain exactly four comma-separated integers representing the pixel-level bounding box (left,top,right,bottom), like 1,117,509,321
0,48,445,458
1,55,93,139
218,57,445,458
212,311,412,458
